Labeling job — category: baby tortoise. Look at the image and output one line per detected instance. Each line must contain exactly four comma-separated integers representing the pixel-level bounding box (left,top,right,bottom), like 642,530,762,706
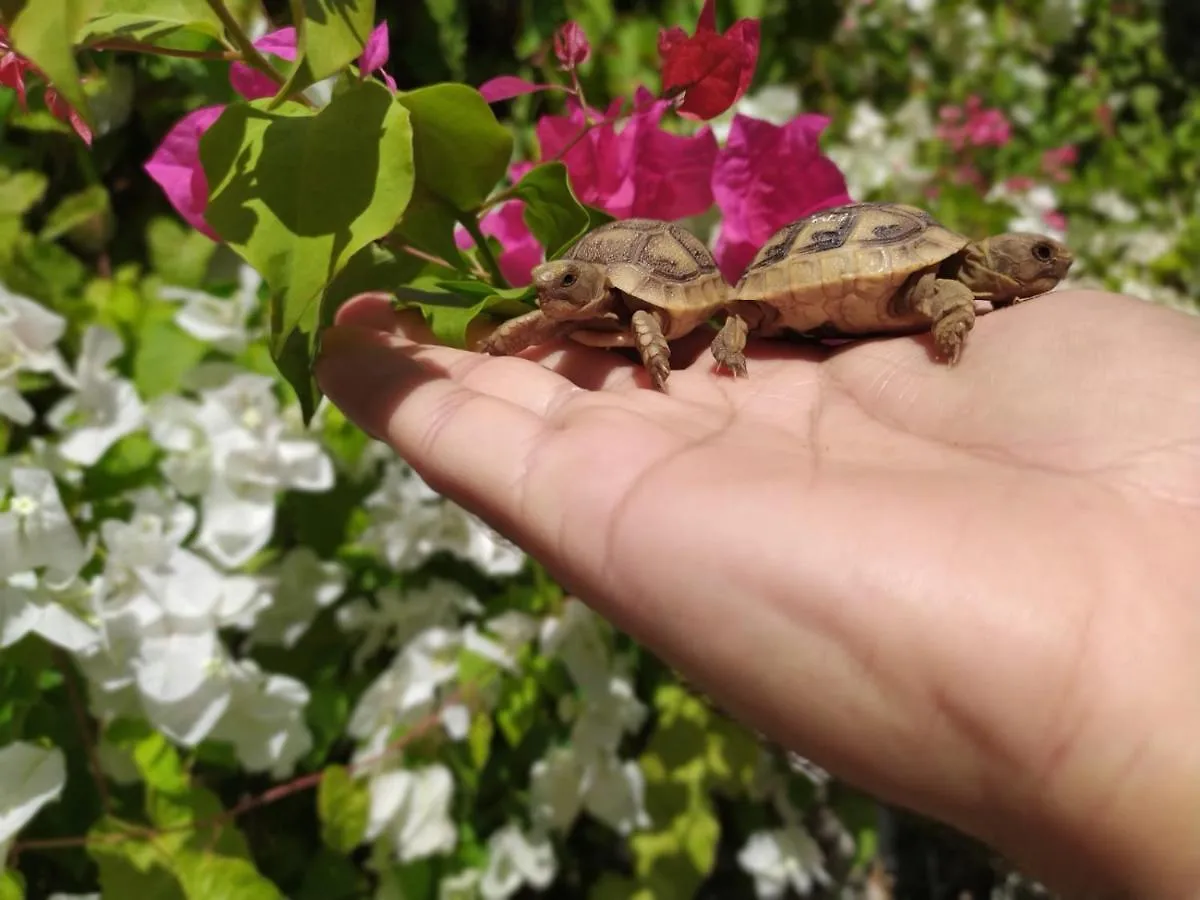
710,201,1073,373
477,217,729,389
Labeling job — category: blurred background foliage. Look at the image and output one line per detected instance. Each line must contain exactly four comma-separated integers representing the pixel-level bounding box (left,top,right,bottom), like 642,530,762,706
1,1,1196,898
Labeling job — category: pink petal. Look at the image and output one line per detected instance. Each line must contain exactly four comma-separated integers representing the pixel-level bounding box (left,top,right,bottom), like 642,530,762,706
712,113,852,283
144,105,226,242
696,0,717,32
229,27,297,101
455,200,543,287
360,21,389,76
478,75,560,104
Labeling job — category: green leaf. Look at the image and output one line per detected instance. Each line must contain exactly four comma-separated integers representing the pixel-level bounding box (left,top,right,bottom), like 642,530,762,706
132,303,209,399
200,79,414,414
146,216,218,287
172,849,286,900
511,161,590,260
0,169,47,216
272,0,376,102
393,83,513,268
467,712,493,770
317,765,369,855
0,869,24,900
39,183,112,243
495,672,540,747
5,0,103,129
421,0,467,79
76,0,224,47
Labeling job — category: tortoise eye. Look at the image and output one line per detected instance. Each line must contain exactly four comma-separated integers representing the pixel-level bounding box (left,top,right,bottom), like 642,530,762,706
561,273,578,287
1032,243,1053,261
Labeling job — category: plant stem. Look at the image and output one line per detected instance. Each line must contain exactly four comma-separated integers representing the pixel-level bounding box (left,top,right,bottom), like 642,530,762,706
90,39,237,60
203,0,282,86
458,213,510,288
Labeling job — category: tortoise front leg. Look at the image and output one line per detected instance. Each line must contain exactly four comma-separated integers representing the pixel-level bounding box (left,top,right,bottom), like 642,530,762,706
910,274,977,365
631,309,671,390
476,309,575,357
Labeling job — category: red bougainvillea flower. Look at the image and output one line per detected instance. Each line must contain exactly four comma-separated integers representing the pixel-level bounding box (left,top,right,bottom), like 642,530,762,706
553,21,590,70
658,0,760,121
144,106,227,241
537,87,719,220
44,86,92,145
711,113,852,283
0,26,32,107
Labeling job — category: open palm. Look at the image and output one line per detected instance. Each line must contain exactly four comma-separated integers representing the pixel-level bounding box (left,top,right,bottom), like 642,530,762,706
317,289,1200,897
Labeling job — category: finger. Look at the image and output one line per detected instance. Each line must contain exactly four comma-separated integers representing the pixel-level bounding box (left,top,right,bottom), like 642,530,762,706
314,323,547,529
333,291,652,402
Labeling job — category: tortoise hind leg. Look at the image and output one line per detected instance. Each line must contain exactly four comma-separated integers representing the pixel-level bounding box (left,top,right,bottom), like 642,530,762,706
710,314,749,377
631,309,671,390
910,275,976,365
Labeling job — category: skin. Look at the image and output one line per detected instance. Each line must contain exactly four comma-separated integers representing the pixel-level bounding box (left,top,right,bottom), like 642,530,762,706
478,258,674,389
711,231,1074,373
316,288,1200,899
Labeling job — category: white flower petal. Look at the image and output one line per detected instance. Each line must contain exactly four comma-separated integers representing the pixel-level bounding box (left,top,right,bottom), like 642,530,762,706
0,742,66,851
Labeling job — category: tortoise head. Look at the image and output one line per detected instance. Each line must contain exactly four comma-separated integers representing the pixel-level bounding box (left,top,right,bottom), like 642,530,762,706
961,233,1074,305
530,260,612,320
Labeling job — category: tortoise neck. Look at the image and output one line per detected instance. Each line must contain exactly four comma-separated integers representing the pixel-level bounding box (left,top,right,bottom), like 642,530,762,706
953,240,1019,303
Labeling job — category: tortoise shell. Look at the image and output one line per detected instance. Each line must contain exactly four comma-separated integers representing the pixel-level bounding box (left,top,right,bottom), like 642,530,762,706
565,217,729,341
734,202,971,335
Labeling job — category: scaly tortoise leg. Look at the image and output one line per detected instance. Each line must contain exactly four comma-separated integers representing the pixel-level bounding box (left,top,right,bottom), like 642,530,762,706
631,309,671,390
710,313,749,377
476,309,576,356
910,275,977,365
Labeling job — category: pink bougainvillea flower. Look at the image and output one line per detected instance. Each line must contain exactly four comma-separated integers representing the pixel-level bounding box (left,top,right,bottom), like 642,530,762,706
1040,144,1078,182
478,75,563,104
711,113,852,283
537,87,718,220
658,0,760,121
143,105,226,241
229,27,297,100
359,20,397,91
936,95,1011,150
455,162,543,286
554,21,590,70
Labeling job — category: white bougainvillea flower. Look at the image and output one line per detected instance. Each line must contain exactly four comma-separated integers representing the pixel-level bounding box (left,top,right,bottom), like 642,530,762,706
567,675,647,760
358,461,524,576
483,610,540,656
188,373,334,568
144,395,213,496
0,741,66,857
337,580,479,671
539,599,614,696
737,826,830,899
528,743,649,837
204,658,313,778
159,263,262,355
0,287,72,426
251,546,346,648
46,325,145,466
577,754,650,836
347,628,462,751
0,467,89,582
133,630,233,745
438,868,482,900
365,764,458,862
478,822,557,899
0,571,99,652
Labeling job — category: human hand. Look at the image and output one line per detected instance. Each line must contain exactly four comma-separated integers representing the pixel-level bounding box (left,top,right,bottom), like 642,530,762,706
315,289,1200,898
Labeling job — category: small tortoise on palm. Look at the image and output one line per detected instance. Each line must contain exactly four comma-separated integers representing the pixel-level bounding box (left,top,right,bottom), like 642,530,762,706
710,201,1074,373
477,218,729,390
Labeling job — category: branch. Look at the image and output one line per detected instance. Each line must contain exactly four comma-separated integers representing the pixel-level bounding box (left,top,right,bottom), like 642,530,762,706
457,213,510,289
